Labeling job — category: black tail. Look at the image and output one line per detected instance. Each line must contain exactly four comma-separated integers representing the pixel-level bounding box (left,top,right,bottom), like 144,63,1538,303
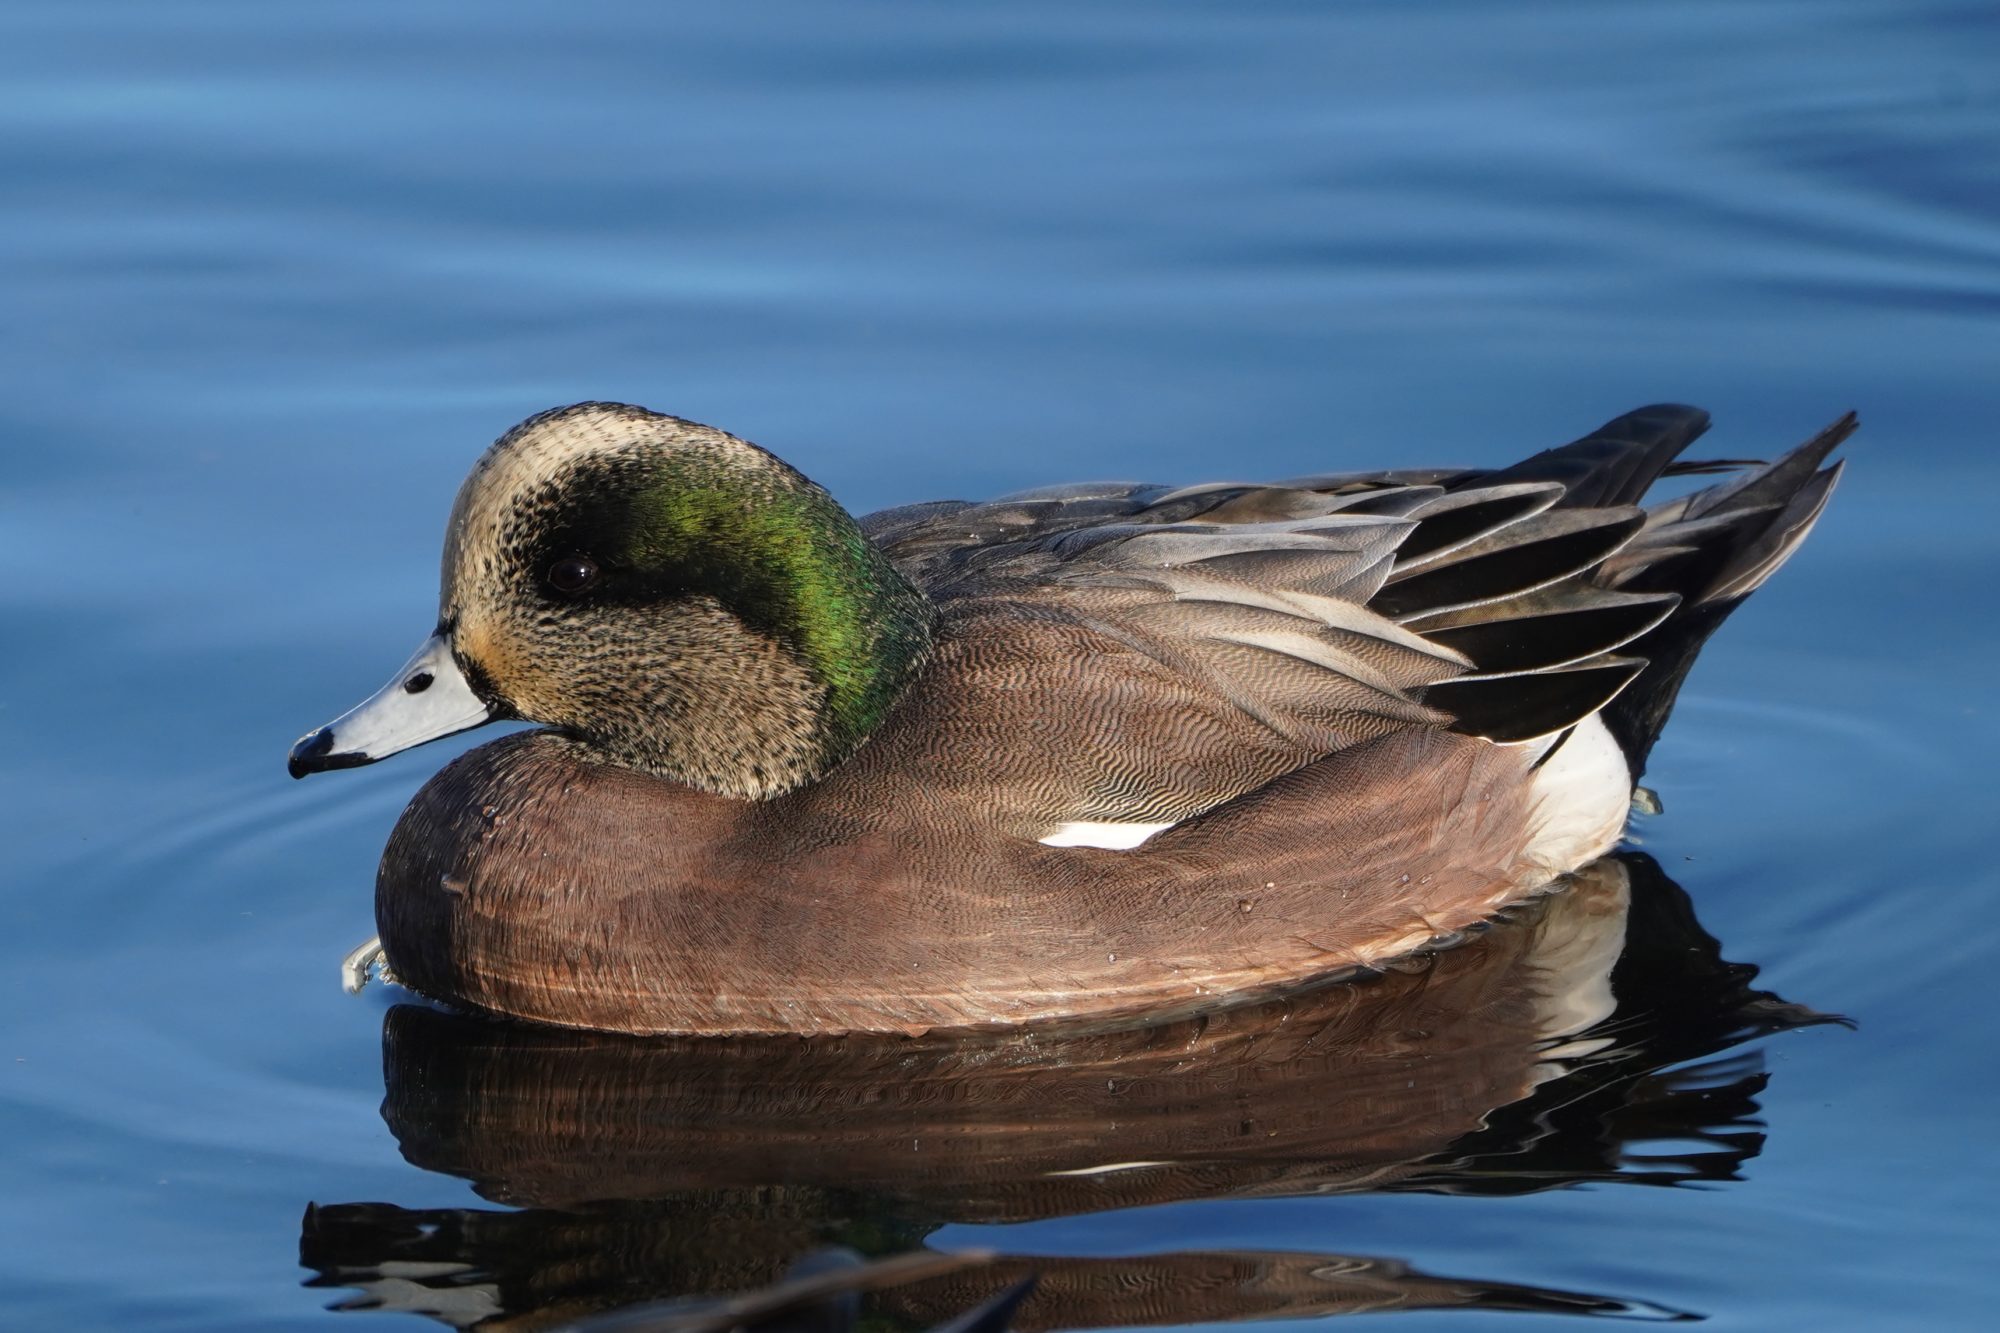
1387,405,1851,777
1595,411,1852,776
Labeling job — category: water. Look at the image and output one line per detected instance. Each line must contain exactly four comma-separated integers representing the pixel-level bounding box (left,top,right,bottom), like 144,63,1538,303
2,1,1995,1327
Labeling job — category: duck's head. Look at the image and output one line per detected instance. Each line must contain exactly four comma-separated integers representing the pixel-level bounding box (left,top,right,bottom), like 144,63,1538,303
288,403,936,798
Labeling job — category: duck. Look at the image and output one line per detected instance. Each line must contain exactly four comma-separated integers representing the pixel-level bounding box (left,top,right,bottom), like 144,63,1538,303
288,400,1850,1036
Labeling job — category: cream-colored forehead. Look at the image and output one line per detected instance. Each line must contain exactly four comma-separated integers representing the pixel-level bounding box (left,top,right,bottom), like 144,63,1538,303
438,402,763,606
454,403,679,525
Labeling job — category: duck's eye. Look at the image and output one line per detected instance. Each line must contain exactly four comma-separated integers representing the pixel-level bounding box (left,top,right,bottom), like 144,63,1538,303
547,554,601,595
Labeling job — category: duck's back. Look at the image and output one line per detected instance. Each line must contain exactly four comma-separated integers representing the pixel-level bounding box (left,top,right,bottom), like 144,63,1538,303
850,405,1849,847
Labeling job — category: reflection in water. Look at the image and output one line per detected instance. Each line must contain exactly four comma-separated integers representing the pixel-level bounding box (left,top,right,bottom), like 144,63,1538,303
301,854,1833,1328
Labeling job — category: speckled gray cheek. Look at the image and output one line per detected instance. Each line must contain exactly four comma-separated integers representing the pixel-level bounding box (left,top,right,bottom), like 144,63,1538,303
414,404,939,797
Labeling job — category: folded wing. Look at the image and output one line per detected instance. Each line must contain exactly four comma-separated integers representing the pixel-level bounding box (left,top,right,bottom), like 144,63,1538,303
862,404,1848,824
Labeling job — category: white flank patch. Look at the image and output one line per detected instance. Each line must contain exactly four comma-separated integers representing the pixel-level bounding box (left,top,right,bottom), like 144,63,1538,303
1521,713,1632,875
1038,820,1178,850
1045,1160,1174,1177
1040,718,1628,860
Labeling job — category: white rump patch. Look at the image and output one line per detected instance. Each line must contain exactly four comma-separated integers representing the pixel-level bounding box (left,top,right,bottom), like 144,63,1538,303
1521,714,1632,874
1038,820,1178,850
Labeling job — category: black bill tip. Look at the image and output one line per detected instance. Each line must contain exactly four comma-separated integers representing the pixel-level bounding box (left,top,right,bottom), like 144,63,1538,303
288,727,374,780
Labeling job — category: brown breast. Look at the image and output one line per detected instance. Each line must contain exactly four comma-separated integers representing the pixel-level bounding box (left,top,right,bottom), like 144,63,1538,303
375,724,1551,1035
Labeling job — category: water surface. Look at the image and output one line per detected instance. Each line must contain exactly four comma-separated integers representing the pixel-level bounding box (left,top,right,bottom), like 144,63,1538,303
3,1,1996,1328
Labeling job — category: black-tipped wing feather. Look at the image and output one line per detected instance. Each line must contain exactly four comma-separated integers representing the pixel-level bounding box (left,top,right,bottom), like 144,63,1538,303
1374,509,1646,620
1424,657,1648,744
1467,404,1714,508
1414,589,1680,676
863,406,1849,799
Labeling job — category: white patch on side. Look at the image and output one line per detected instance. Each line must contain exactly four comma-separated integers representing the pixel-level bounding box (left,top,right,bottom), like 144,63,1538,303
1520,714,1631,875
1038,820,1178,850
1045,1160,1174,1177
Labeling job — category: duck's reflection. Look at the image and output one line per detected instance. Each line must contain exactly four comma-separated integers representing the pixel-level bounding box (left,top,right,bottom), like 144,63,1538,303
302,853,1832,1328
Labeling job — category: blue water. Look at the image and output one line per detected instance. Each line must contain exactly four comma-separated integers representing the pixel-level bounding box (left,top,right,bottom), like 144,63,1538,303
3,1,1997,1327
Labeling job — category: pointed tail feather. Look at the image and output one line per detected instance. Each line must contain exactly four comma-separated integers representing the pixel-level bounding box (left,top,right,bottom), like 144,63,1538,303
1598,413,1853,774
1391,408,1850,768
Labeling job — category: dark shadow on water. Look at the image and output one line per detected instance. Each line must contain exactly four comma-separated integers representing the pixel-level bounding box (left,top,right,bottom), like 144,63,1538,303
300,852,1837,1328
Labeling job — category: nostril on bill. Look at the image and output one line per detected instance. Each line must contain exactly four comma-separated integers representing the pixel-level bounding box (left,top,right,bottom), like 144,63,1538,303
403,671,435,695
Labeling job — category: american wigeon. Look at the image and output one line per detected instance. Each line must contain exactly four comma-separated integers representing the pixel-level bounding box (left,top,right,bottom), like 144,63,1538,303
289,401,1849,1034
305,852,1812,1326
